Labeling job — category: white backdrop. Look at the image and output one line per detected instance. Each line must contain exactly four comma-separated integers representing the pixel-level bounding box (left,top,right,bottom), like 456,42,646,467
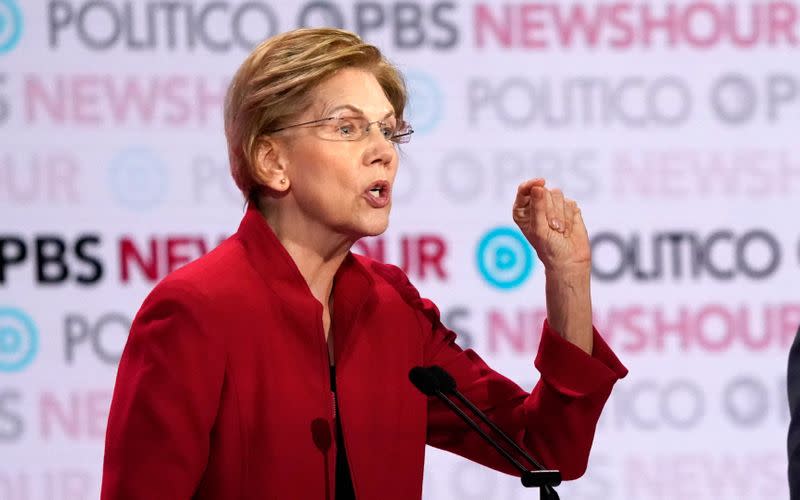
2,1,797,499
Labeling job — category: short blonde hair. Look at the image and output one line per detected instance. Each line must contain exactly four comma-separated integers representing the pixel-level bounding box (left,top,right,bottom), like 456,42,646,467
224,28,407,204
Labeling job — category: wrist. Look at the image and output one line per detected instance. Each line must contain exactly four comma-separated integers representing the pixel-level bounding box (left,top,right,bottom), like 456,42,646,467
545,266,591,287
544,266,594,354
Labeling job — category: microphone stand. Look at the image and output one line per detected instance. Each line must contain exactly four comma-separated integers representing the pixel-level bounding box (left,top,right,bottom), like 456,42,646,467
427,366,560,491
409,367,561,500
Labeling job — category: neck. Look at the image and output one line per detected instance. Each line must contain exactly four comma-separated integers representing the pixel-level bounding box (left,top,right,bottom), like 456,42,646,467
259,205,354,306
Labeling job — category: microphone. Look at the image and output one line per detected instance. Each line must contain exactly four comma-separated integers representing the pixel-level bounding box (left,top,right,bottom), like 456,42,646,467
408,367,561,499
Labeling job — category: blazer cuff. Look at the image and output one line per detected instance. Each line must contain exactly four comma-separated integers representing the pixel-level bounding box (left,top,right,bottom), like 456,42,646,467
534,319,628,398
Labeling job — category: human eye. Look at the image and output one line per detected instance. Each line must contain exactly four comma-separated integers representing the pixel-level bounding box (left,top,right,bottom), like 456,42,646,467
380,123,396,139
335,116,363,139
335,120,354,137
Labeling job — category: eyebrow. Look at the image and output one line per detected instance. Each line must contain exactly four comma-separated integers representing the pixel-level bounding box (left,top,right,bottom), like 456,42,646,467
324,104,395,120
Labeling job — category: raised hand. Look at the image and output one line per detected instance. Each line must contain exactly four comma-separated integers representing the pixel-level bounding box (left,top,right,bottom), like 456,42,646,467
512,178,593,354
512,178,591,275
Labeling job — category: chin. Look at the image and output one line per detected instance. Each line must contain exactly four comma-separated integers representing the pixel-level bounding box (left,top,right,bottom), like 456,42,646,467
360,221,389,237
355,213,390,238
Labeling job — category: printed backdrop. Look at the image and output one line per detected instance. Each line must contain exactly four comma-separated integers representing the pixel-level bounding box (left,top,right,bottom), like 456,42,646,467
2,1,798,498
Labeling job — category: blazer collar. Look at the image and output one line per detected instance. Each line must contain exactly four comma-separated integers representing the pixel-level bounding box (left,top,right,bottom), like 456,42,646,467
234,204,375,321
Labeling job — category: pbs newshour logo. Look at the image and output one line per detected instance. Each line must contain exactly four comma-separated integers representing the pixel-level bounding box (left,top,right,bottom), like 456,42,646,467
0,0,22,54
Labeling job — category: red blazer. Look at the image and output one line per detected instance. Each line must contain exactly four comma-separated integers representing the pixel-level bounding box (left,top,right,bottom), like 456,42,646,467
101,205,628,500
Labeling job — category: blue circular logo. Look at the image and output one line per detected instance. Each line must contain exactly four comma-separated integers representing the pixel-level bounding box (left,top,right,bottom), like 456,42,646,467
0,0,22,54
404,71,443,135
476,227,535,290
0,307,38,372
108,147,168,210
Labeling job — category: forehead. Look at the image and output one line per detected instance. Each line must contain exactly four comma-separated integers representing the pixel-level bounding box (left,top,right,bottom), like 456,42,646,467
311,67,394,117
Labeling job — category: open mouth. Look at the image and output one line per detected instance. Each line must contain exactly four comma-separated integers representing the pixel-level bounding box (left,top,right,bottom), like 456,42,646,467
363,180,391,208
369,182,387,197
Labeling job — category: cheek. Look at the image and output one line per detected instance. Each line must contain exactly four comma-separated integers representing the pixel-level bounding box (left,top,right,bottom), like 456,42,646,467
292,149,360,203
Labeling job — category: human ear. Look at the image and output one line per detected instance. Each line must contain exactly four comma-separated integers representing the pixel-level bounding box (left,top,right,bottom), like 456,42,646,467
252,137,290,192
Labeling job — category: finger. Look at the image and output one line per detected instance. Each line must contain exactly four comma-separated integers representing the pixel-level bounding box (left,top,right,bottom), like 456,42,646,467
564,198,577,236
530,185,549,233
512,178,545,209
550,189,566,233
544,187,560,233
542,188,556,233
572,203,589,240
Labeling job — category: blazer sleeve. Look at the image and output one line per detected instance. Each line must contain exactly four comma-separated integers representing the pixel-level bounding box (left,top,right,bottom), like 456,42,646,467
383,265,627,481
101,280,225,500
788,325,800,499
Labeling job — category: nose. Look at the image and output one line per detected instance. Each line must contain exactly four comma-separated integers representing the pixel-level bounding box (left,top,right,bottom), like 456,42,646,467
362,125,396,168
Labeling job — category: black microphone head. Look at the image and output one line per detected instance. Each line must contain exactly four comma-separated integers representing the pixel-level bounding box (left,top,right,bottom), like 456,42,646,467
428,365,457,393
408,366,440,396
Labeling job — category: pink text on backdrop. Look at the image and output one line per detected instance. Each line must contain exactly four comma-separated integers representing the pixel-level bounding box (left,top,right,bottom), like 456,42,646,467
611,149,800,199
0,469,93,500
39,391,111,441
487,303,800,354
625,452,786,499
24,75,227,127
354,234,449,281
118,235,227,283
474,2,800,49
0,152,81,205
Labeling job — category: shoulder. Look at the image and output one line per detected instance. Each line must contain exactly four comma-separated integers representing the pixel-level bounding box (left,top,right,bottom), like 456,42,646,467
167,235,251,290
140,235,259,318
353,254,419,301
351,254,442,326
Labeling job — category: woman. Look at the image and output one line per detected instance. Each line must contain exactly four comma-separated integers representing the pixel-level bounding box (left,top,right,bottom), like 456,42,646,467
101,28,627,500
